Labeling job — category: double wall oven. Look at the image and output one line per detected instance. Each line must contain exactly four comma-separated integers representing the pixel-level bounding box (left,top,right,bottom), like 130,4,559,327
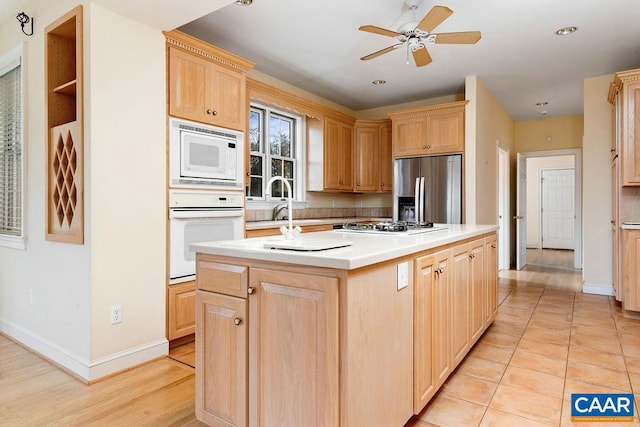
168,117,245,285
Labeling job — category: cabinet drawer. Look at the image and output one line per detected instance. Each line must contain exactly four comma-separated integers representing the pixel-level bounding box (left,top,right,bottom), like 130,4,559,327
197,260,248,298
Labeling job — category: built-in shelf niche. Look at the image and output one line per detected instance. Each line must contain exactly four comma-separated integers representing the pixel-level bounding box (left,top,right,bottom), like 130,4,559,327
45,5,84,244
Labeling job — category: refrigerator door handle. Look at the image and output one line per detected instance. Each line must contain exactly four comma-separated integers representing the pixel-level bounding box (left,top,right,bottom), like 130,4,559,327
419,177,425,222
414,177,420,223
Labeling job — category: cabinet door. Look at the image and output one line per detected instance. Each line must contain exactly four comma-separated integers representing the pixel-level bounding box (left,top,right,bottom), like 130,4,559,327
469,239,485,344
169,47,210,124
414,249,450,413
484,235,499,324
355,126,380,192
168,281,196,340
426,109,464,154
249,268,339,427
196,290,247,427
210,63,246,131
392,117,427,157
450,243,471,366
621,81,640,185
623,230,640,311
324,116,354,191
379,123,393,191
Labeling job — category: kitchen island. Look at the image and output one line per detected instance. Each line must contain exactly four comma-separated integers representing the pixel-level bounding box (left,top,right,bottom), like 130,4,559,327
191,224,498,427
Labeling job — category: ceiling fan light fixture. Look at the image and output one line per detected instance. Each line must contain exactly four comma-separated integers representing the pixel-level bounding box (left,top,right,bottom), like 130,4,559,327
234,0,253,5
555,26,577,36
372,80,387,85
536,101,548,106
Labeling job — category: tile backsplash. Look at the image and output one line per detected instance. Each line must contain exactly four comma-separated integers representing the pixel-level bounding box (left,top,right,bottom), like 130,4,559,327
246,207,392,222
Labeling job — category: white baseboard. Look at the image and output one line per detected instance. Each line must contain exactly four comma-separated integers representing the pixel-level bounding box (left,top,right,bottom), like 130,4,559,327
0,317,168,382
526,243,540,249
582,282,615,296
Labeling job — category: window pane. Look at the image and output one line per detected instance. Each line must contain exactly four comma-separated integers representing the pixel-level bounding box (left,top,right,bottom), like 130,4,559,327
270,180,282,198
271,158,282,178
249,177,262,197
288,179,294,196
250,155,262,176
249,110,261,152
283,160,294,179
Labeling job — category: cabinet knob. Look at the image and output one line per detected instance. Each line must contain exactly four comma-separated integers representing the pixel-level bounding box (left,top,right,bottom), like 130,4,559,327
357,183,360,187
469,253,475,259
435,267,445,275
212,110,218,116
381,183,385,187
491,243,496,249
234,318,242,326
422,145,427,149
206,109,212,114
247,287,255,295
426,145,431,149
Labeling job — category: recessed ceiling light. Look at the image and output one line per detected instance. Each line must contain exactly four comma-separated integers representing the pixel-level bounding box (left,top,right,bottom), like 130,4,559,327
540,110,548,115
555,26,577,36
234,0,253,5
372,80,386,85
536,101,548,106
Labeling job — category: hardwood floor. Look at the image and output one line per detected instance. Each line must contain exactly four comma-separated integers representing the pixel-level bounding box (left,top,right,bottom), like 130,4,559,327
2,264,639,427
169,340,195,368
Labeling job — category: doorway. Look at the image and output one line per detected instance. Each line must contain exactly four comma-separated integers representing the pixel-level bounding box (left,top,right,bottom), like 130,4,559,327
515,149,582,270
497,147,510,270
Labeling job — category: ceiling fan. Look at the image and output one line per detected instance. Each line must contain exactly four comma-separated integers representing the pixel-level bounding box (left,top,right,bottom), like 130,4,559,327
359,0,481,67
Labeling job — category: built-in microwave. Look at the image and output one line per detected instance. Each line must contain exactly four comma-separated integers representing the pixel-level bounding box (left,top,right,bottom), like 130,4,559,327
169,117,244,190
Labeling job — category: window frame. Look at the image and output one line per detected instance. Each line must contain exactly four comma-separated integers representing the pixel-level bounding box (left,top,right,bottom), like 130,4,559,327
247,103,305,206
0,43,26,250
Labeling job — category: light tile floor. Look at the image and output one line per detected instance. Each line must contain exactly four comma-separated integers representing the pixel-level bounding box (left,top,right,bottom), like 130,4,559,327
407,272,640,427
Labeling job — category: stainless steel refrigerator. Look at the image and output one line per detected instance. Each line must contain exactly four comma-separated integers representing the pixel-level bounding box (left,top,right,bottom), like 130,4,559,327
393,154,462,223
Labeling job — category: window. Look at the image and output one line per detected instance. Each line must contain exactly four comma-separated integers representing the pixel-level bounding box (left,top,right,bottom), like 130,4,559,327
248,105,303,201
0,45,25,249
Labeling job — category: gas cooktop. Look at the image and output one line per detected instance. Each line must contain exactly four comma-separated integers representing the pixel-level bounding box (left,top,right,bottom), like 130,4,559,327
335,221,449,235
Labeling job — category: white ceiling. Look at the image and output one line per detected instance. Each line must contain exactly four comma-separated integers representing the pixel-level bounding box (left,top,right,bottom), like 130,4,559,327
179,0,640,120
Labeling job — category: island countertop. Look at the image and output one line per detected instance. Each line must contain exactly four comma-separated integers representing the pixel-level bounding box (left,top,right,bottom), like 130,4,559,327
191,224,498,270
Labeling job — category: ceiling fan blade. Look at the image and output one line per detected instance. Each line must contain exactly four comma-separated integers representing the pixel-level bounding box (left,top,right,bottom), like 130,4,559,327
359,25,402,38
416,5,453,33
361,43,403,61
434,31,481,44
412,45,432,67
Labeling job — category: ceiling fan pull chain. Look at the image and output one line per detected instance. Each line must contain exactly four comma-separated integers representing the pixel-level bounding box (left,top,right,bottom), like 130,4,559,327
406,44,410,64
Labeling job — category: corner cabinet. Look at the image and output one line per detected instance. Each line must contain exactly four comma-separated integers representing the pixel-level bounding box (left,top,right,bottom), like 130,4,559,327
609,69,640,186
165,30,254,132
45,6,84,244
390,101,467,158
354,119,392,192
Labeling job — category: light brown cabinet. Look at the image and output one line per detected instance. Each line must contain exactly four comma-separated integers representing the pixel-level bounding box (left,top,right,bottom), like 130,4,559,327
45,6,84,244
609,69,640,186
354,119,393,192
245,224,333,238
165,31,253,132
324,116,354,191
168,281,196,340
390,101,466,158
413,232,497,415
622,230,640,311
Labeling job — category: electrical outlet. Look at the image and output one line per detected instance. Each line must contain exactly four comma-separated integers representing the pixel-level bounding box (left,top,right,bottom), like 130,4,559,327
397,262,409,290
110,305,122,324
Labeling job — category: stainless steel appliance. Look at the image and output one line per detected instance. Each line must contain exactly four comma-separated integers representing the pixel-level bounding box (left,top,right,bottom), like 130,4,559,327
393,154,462,223
336,221,449,236
169,190,244,284
169,117,244,190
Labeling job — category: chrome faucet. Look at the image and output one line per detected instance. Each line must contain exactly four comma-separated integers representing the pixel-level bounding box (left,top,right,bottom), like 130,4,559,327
272,203,288,221
265,176,300,239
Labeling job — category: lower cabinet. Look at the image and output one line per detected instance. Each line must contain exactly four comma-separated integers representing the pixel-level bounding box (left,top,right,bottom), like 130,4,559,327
168,281,196,340
413,233,497,415
623,230,640,311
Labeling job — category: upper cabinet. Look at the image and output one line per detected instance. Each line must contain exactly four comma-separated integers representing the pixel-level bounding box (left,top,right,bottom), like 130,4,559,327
609,69,640,186
324,115,355,191
354,119,392,193
165,30,254,132
389,101,467,158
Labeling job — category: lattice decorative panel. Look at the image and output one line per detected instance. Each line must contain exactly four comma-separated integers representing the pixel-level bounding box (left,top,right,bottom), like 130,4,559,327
47,121,83,243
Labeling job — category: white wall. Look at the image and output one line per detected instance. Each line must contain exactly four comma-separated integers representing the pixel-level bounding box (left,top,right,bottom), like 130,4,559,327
525,156,575,247
0,1,167,381
583,74,614,293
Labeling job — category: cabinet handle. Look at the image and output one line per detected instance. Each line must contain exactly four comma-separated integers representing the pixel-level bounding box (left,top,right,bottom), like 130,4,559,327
611,148,615,153
469,253,474,259
435,267,445,275
234,318,242,326
491,243,496,249
247,287,255,295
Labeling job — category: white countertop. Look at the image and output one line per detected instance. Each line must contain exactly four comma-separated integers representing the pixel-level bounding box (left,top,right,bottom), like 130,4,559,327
244,217,391,230
191,224,498,270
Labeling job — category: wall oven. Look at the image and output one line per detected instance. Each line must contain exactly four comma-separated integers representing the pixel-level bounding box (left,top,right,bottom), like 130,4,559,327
169,117,244,190
169,190,244,284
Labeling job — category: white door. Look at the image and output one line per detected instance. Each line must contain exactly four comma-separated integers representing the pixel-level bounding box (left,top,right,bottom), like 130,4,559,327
515,153,527,270
498,147,510,270
541,168,575,249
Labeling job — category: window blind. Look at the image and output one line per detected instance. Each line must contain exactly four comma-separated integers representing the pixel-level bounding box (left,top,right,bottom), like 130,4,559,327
0,62,22,237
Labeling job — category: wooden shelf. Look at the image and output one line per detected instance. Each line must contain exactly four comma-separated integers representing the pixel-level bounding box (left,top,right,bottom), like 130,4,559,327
53,79,77,96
